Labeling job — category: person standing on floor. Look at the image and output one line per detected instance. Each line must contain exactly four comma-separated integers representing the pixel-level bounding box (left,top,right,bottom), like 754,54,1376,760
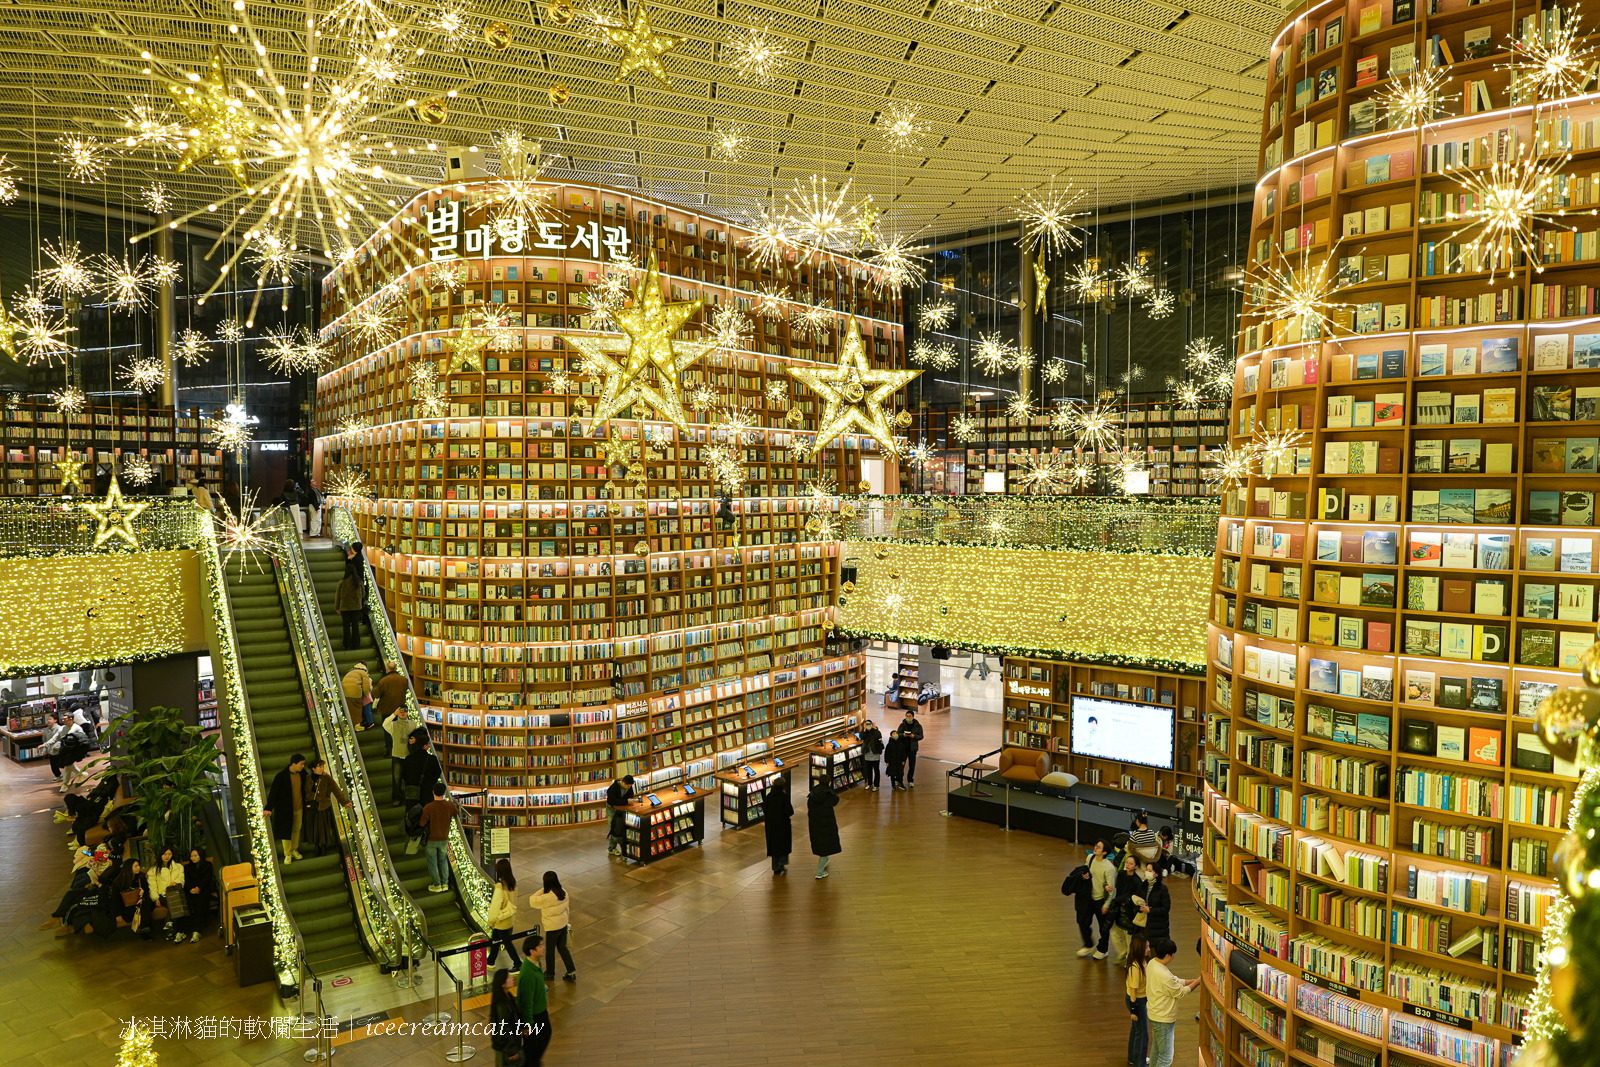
335,542,366,650
420,782,458,892
807,780,841,879
1062,855,1102,958
1146,938,1201,1067
605,774,635,856
341,661,373,730
883,729,908,791
488,967,525,1067
40,713,67,780
265,753,310,864
763,776,792,875
1141,861,1172,943
1078,838,1117,959
1126,935,1151,1067
485,858,521,970
383,702,412,802
183,847,217,943
858,719,883,791
897,710,924,786
1108,852,1146,966
304,757,352,857
527,870,577,982
517,934,552,1066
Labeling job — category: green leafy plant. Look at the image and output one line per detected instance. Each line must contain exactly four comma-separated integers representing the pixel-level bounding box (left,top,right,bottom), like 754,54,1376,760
91,704,221,854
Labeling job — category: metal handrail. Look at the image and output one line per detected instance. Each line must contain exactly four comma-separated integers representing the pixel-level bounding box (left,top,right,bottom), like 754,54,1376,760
261,510,407,969
328,504,494,936
203,533,311,990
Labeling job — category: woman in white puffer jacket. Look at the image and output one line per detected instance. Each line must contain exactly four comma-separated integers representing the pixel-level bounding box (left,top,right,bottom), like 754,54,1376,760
146,846,187,943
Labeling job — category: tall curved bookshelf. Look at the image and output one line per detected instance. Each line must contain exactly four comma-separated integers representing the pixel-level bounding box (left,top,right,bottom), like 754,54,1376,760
1202,1,1599,1066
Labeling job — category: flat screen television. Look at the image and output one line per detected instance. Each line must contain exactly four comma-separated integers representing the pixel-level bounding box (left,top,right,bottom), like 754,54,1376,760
1070,694,1174,770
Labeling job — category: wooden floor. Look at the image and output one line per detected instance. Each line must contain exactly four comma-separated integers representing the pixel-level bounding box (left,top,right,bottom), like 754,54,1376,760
4,705,1199,1067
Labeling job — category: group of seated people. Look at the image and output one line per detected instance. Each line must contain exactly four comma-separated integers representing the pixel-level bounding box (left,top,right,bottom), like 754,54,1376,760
43,775,220,943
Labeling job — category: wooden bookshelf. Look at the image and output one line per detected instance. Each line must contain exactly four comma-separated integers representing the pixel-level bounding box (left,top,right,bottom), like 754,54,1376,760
999,655,1205,801
317,181,892,828
1201,0,1592,1061
0,402,222,496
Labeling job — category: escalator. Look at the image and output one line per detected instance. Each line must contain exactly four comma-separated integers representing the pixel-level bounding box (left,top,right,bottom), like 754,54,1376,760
305,545,475,949
221,552,370,975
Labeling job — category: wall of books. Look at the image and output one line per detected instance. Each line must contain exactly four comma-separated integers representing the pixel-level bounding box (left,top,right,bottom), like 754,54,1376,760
318,183,888,829
0,401,221,496
1203,0,1593,1063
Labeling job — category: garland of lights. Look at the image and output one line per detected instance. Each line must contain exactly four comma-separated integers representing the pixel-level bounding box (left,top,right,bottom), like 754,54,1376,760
841,494,1219,556
831,624,1208,677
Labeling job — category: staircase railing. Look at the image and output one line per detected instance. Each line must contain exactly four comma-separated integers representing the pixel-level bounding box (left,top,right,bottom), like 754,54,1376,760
262,509,408,968
329,504,494,934
200,529,310,989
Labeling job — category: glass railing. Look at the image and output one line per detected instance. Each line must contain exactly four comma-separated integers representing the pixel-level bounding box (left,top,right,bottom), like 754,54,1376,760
261,509,411,967
329,505,494,935
201,527,310,987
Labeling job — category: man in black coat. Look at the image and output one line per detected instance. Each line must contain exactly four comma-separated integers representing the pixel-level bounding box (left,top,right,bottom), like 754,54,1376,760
402,730,442,807
1062,862,1103,953
897,711,924,787
605,775,635,856
264,753,310,864
763,777,793,875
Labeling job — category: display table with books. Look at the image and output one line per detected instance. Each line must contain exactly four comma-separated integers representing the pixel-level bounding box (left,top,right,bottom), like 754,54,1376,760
714,760,791,828
619,784,707,864
807,734,863,793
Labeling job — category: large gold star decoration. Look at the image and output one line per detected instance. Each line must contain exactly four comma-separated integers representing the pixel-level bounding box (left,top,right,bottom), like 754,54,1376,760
787,318,920,454
55,457,85,493
562,252,711,430
81,481,149,549
599,3,685,89
450,323,491,371
168,44,253,187
1033,259,1050,313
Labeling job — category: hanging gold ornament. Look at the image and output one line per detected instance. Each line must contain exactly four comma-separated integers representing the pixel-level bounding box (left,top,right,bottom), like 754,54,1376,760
634,540,650,557
417,99,449,125
546,1,576,25
1536,687,1600,762
894,410,913,427
81,481,149,549
598,2,685,89
561,251,711,430
1033,259,1050,312
785,407,803,425
841,580,856,593
548,84,571,106
484,22,512,49
858,480,871,493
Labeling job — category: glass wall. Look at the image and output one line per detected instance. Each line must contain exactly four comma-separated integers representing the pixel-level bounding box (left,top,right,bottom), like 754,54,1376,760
905,188,1251,414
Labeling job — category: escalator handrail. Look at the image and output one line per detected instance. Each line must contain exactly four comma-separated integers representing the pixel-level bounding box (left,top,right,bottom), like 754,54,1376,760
328,504,494,934
262,510,409,968
204,533,312,987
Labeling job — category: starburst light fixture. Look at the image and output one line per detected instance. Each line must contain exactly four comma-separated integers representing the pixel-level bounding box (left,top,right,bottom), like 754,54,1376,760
879,102,929,152
139,181,173,215
265,328,328,375
1174,381,1201,407
1007,389,1036,421
425,261,469,292
950,412,979,442
96,255,158,311
910,339,957,370
725,24,792,83
1015,183,1087,257
1505,8,1599,100
215,491,280,573
1377,66,1459,130
121,454,157,487
1049,404,1076,434
175,328,210,367
121,357,166,393
688,383,719,409
709,305,751,352
216,319,246,344
1042,360,1069,384
208,413,254,451
334,415,371,439
325,468,374,499
973,333,1017,375
752,284,793,319
39,241,94,297
59,136,109,181
1067,261,1105,301
918,300,954,330
1019,452,1071,493
1144,288,1176,319
764,379,789,406
0,156,17,203
1247,249,1351,340
1445,145,1578,281
1207,445,1255,492
50,385,86,414
1074,400,1119,452
14,303,73,366
867,233,928,291
784,175,856,249
1119,364,1146,389
1251,427,1307,479
791,303,835,341
901,440,935,469
742,207,795,272
1115,260,1154,296
711,123,746,162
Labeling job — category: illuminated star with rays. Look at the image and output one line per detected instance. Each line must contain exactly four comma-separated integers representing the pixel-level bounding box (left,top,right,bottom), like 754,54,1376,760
560,251,712,430
166,43,252,186
81,481,150,548
598,2,686,89
786,318,921,453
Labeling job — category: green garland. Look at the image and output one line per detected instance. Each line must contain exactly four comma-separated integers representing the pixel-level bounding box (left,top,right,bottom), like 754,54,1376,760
833,624,1208,677
841,493,1220,555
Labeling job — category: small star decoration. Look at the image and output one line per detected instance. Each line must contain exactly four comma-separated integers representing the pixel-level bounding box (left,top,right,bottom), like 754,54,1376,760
1033,259,1050,312
450,324,490,371
562,251,711,430
599,3,685,89
55,457,85,493
81,481,148,549
787,318,920,454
